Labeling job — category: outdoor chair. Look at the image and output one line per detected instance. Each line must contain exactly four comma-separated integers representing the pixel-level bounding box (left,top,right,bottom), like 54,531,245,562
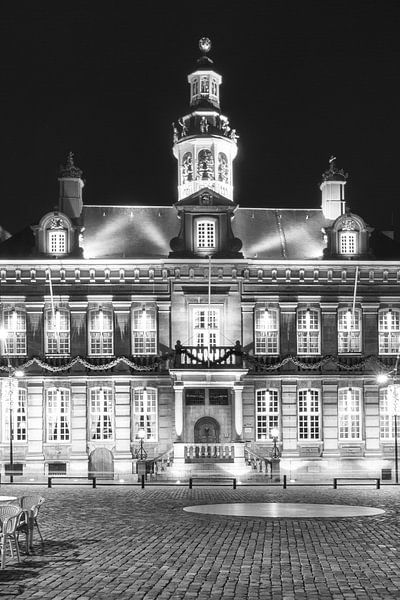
0,505,23,569
17,495,45,554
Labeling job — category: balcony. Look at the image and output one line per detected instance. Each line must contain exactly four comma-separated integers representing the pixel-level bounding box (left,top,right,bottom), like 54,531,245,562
172,341,243,368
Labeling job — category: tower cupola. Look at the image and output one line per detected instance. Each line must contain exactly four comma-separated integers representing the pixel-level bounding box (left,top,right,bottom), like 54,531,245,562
172,38,238,202
58,152,84,219
320,156,347,220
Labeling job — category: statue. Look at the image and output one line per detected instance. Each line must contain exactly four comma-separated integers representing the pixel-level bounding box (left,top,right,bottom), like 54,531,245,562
200,116,209,134
221,119,231,136
172,122,179,144
178,118,188,137
230,129,239,143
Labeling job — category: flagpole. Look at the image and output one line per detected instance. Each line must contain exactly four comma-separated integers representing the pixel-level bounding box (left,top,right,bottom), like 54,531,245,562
208,255,211,368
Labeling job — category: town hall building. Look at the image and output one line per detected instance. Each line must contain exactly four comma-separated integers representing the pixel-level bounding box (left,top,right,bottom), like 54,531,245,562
0,38,400,482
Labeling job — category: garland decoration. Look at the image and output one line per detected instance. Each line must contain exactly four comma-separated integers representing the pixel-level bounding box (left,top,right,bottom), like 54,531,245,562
0,355,159,373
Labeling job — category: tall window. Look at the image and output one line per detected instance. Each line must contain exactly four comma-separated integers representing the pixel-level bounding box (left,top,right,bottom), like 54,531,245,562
192,306,220,348
338,308,362,353
90,388,113,440
0,307,26,356
45,307,70,355
132,306,157,355
338,388,362,440
89,306,113,356
196,219,216,249
297,308,320,355
256,389,279,440
46,388,70,442
133,387,157,441
47,229,67,255
2,387,27,442
379,387,398,439
254,308,279,354
298,389,320,440
339,231,357,255
379,309,400,355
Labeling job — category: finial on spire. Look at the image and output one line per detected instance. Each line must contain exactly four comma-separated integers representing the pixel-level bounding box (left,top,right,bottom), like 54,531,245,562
199,37,211,54
322,156,348,182
59,151,83,179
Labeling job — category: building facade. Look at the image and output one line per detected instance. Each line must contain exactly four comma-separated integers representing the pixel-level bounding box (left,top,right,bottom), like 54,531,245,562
0,38,399,481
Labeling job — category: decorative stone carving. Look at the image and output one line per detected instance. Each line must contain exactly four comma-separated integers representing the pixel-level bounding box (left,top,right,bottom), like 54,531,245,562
59,151,83,179
341,218,357,231
197,149,214,180
181,152,193,183
218,153,229,182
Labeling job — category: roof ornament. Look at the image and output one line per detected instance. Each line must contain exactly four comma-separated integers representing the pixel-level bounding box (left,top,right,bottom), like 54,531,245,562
322,155,348,182
199,37,211,54
59,151,83,179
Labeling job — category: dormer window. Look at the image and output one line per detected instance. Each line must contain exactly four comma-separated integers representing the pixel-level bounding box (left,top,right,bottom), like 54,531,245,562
48,229,67,254
33,211,76,256
339,230,357,255
196,218,216,250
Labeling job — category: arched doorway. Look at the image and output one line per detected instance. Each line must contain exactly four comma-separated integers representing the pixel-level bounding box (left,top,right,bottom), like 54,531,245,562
88,448,114,479
194,417,220,444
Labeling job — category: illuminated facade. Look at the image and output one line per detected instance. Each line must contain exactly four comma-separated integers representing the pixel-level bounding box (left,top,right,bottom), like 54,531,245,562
0,38,400,481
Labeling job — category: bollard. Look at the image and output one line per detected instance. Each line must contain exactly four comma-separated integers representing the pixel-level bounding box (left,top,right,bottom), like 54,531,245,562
141,474,145,489
189,478,193,489
233,478,237,489
48,477,52,488
376,478,381,489
283,474,287,489
92,477,97,489
333,478,337,489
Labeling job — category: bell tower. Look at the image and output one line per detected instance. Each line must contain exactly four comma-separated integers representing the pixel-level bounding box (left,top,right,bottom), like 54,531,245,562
320,156,347,220
172,38,238,202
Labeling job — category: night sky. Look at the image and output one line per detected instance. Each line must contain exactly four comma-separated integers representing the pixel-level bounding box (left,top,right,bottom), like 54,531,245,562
1,1,399,235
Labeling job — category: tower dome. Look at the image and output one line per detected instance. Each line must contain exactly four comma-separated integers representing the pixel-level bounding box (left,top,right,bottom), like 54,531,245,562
172,38,238,202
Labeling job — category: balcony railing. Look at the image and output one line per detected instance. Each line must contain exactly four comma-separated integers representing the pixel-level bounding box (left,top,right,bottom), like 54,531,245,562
184,444,235,463
173,341,243,368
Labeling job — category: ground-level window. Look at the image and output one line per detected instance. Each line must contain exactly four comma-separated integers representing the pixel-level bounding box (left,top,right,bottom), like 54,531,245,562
338,388,362,440
2,387,27,442
90,387,113,440
133,387,157,441
46,388,70,442
256,389,279,440
298,389,320,440
380,387,400,439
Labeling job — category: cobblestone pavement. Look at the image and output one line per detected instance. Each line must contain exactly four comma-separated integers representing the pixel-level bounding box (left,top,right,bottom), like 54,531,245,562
0,484,400,599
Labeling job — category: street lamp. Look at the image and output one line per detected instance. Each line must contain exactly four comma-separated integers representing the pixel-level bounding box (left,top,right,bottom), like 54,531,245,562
270,427,281,459
0,328,24,483
137,427,147,460
377,355,400,484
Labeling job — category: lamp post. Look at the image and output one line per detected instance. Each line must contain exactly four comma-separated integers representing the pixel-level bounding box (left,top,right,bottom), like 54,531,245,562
270,426,281,481
0,328,24,483
136,427,147,482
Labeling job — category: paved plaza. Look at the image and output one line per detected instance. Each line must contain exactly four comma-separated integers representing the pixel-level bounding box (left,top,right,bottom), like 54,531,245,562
0,483,400,599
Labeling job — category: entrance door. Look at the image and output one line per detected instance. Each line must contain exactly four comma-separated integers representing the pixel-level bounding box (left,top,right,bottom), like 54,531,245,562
88,448,114,479
194,417,220,443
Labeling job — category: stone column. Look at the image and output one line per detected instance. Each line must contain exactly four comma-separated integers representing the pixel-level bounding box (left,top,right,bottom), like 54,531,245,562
174,382,184,440
233,383,244,440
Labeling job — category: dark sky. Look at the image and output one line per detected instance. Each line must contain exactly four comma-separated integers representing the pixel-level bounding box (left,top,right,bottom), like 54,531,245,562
1,0,400,234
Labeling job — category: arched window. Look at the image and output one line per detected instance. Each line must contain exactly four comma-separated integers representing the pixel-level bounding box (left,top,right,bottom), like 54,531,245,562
218,152,229,182
379,308,400,354
195,218,216,250
298,389,320,440
2,387,27,442
254,308,279,354
339,231,357,254
88,306,113,356
132,306,157,355
338,388,362,440
46,388,70,442
133,387,158,441
200,76,209,94
0,307,26,356
337,308,362,353
181,152,193,183
256,389,279,440
297,307,320,355
45,306,70,355
192,78,199,96
211,79,218,96
90,387,113,440
197,149,214,180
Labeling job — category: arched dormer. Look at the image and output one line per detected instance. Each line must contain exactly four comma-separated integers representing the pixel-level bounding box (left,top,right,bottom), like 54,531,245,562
324,212,370,259
32,211,81,257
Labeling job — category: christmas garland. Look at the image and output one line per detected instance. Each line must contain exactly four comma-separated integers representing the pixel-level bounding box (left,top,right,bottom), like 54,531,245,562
0,355,158,373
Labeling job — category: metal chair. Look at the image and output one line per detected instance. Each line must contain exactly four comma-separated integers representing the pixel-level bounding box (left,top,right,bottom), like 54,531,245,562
17,495,45,553
0,505,23,569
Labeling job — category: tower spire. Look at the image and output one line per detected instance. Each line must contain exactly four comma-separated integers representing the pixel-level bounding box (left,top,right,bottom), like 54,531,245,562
58,152,84,219
320,156,348,220
172,38,238,202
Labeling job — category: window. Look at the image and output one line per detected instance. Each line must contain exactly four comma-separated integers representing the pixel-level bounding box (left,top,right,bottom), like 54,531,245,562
256,389,279,440
192,78,199,96
0,307,26,356
200,76,209,94
47,229,67,255
46,388,70,442
197,149,214,180
339,231,357,254
181,152,193,183
211,79,217,96
338,388,362,440
379,309,400,355
254,308,279,354
379,387,399,439
338,308,362,353
298,389,320,440
196,219,216,249
2,387,27,442
185,389,205,405
132,306,157,355
297,308,320,354
192,306,220,348
218,152,228,182
45,307,70,355
89,306,113,356
133,388,157,441
90,388,113,440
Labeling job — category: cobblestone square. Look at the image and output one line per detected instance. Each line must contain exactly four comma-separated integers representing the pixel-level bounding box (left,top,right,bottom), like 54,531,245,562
0,484,400,599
